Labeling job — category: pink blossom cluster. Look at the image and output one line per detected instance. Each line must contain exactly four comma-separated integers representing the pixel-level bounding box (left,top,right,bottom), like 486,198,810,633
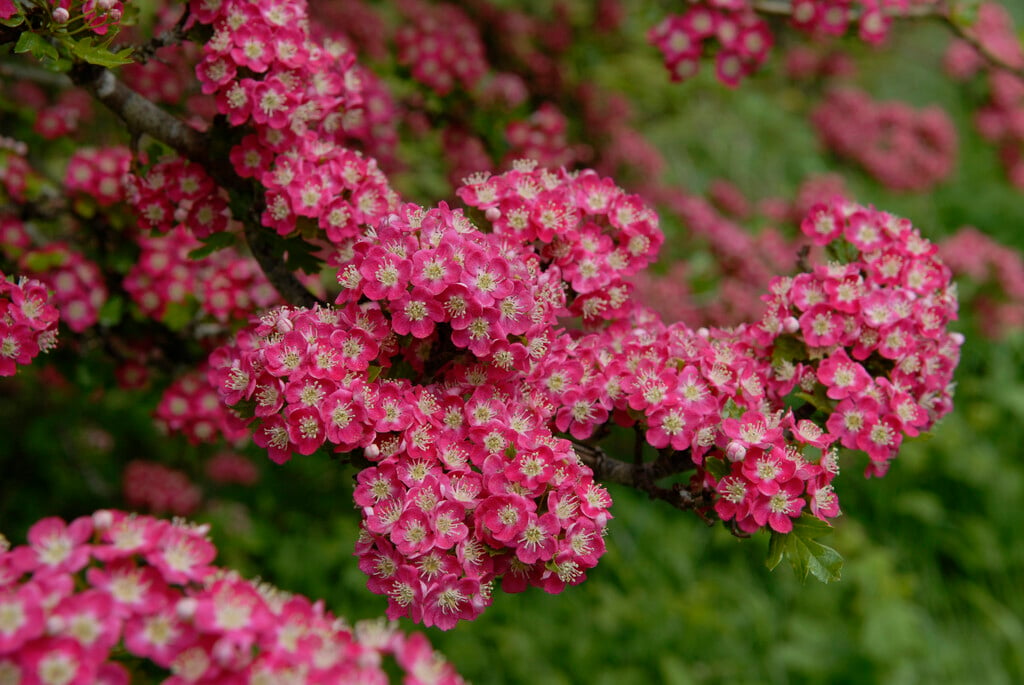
205,452,259,486
0,148,32,203
648,3,773,87
64,146,132,208
156,363,250,446
441,126,493,188
208,183,645,626
939,227,1024,338
544,200,960,534
129,157,232,239
123,226,279,323
503,104,578,170
395,0,489,96
20,244,107,333
0,216,30,259
458,164,663,322
771,201,960,471
811,88,956,191
650,1,939,87
972,74,1024,187
187,0,399,244
943,2,1022,81
123,461,202,516
0,272,59,376
0,511,465,684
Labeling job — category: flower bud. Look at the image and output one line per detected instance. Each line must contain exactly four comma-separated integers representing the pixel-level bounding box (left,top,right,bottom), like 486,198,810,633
52,7,70,23
364,444,381,460
92,509,114,530
484,207,501,222
950,332,965,346
97,0,116,10
725,440,747,462
176,597,198,620
782,316,800,334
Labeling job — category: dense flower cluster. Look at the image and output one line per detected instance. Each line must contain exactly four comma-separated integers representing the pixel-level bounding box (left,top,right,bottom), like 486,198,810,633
541,199,960,534
651,1,940,87
20,244,107,333
129,156,232,240
123,226,279,323
64,146,132,207
458,163,663,322
395,0,489,95
123,461,202,516
0,511,465,684
939,226,1024,338
943,2,1024,188
205,172,668,625
649,3,772,86
811,88,956,191
503,104,577,170
0,272,59,376
156,363,250,446
187,0,399,243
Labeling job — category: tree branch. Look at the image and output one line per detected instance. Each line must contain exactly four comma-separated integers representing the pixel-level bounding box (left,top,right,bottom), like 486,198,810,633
65,62,322,308
749,0,1024,81
573,440,714,518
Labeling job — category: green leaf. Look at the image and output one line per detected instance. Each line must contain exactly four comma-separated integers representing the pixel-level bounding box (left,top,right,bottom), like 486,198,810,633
68,37,133,68
21,250,69,273
98,296,124,327
1,14,25,27
766,513,843,583
14,32,58,62
188,232,236,260
704,457,730,480
161,300,197,331
366,365,382,383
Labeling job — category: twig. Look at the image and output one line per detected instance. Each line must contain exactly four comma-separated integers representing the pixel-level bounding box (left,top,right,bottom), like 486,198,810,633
748,0,1024,81
65,63,323,308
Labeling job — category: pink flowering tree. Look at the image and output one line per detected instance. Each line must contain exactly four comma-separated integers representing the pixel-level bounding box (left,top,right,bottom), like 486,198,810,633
1,0,1024,680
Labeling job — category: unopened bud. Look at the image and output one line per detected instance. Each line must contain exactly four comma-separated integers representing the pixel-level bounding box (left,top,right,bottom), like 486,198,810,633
52,7,70,23
92,509,114,530
950,332,965,346
725,440,747,463
697,327,710,339
176,597,198,620
484,207,501,222
364,444,380,460
782,316,800,334
97,0,116,10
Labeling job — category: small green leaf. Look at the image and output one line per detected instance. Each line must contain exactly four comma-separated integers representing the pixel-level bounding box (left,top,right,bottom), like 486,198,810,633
366,365,382,383
704,457,730,480
22,250,69,273
188,232,236,260
1,14,25,27
98,296,125,327
766,513,843,583
14,32,58,62
162,300,197,331
69,37,133,68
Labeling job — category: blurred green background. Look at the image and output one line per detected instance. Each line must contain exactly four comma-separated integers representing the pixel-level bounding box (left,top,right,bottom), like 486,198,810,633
3,2,1024,683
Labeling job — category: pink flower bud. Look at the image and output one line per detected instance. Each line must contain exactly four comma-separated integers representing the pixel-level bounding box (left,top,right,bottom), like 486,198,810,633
176,597,198,620
484,207,501,222
783,316,800,334
364,444,381,460
92,510,114,530
697,327,710,339
97,0,116,10
725,440,747,462
950,332,965,346
52,7,70,23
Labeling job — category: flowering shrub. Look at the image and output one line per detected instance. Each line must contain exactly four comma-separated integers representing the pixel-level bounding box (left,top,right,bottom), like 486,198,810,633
1,0,1022,678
